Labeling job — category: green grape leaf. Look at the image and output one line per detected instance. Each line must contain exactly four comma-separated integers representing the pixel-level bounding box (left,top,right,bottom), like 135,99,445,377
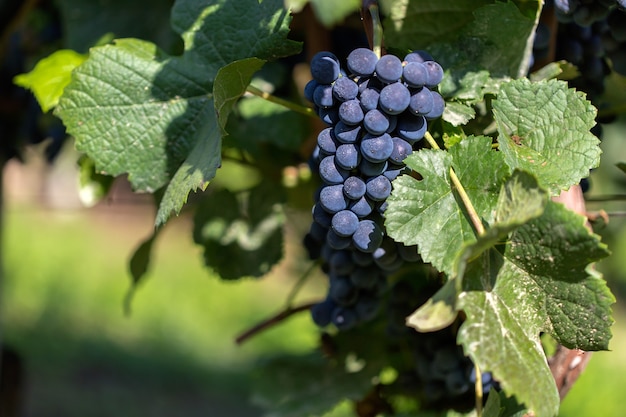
124,227,161,315
409,170,549,332
226,96,310,152
57,0,178,53
252,350,379,417
56,0,300,225
385,136,509,275
443,101,476,126
13,49,87,112
381,0,493,46
253,327,386,417
383,1,536,79
493,78,601,195
285,0,361,27
192,180,286,279
214,58,266,133
456,200,612,417
616,162,626,175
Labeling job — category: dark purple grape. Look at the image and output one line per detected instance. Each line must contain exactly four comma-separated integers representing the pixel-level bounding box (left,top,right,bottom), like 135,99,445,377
403,62,428,88
352,219,384,253
360,133,394,163
366,175,392,201
319,155,349,185
379,82,411,115
338,99,365,125
375,54,403,83
331,209,360,237
333,76,359,101
310,51,340,84
320,184,348,213
343,176,366,200
396,114,427,143
347,48,378,76
363,108,390,135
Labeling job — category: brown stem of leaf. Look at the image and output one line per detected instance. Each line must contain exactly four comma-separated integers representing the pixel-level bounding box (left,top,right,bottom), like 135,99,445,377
235,301,320,345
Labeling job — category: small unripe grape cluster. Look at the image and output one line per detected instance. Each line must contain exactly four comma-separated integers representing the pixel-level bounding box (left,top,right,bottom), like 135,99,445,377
303,48,444,331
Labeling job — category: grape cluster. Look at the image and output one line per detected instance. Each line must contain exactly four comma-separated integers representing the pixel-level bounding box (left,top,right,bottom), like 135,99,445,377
385,279,495,408
531,0,626,193
303,48,444,331
536,0,626,83
553,0,619,26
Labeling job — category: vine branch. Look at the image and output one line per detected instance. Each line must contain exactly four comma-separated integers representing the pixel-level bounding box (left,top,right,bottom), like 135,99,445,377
235,301,319,345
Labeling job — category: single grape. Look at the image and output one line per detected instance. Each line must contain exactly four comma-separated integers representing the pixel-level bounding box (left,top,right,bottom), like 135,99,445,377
304,79,318,102
359,158,388,177
360,133,394,163
396,114,427,143
335,143,361,170
331,306,359,330
326,228,352,250
313,84,334,108
331,209,360,237
343,176,367,200
303,233,321,260
363,108,391,135
349,196,374,218
408,87,434,116
379,82,411,115
332,76,359,101
366,175,392,201
404,50,434,63
402,61,428,88
319,155,349,185
310,297,336,327
338,99,365,125
319,184,348,213
334,121,362,143
310,51,340,84
352,219,384,253
389,137,413,164
359,87,381,112
375,54,404,83
425,91,445,119
347,48,379,76
424,61,444,87
312,202,332,228
317,127,338,155
318,107,340,125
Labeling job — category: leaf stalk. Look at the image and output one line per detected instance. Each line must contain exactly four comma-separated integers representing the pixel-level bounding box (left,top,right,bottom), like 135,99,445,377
424,132,486,236
246,85,317,118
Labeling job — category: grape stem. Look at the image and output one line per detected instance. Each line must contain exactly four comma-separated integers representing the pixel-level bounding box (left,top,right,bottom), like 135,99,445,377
284,261,319,308
235,300,320,345
246,85,317,118
474,363,483,417
424,132,486,236
368,3,383,59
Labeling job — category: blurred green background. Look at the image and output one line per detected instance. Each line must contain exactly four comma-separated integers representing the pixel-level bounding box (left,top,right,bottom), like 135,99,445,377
2,120,626,416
